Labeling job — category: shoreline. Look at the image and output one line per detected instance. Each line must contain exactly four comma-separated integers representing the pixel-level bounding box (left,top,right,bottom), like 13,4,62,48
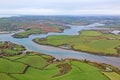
11,26,70,38
33,39,120,57
65,59,120,74
2,24,118,57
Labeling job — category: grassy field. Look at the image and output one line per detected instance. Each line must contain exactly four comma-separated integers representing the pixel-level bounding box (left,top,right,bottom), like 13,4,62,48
33,30,120,56
0,73,14,80
0,52,114,80
0,58,26,73
16,55,48,68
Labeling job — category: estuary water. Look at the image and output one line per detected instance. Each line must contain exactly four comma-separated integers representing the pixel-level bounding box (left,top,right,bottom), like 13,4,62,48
0,23,120,69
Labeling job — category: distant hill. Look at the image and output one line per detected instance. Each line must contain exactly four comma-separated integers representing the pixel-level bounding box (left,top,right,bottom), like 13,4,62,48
0,16,120,31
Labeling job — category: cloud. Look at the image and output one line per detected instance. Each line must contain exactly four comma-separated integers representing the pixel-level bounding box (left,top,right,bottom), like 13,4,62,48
0,8,120,15
0,9,56,15
0,0,120,15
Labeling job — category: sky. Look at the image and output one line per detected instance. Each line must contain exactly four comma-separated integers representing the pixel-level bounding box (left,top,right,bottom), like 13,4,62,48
0,0,120,15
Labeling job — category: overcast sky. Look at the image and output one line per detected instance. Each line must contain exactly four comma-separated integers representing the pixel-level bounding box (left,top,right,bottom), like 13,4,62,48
0,0,120,15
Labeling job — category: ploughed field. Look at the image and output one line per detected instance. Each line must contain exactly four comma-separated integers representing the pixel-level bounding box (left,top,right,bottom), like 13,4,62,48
33,30,120,56
0,41,120,80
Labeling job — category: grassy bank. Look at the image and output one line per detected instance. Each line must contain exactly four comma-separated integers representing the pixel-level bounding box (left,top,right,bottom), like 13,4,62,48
33,30,120,56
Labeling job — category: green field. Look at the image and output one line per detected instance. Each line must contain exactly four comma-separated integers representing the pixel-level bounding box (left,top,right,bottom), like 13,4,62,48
0,58,26,73
33,30,120,56
16,55,48,68
0,73,14,80
0,52,114,80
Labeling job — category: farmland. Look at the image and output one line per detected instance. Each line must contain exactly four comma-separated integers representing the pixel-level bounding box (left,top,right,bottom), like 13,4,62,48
0,51,116,80
33,30,120,56
0,41,120,80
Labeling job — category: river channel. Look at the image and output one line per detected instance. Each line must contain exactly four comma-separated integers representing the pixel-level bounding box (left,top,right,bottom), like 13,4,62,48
0,23,120,69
